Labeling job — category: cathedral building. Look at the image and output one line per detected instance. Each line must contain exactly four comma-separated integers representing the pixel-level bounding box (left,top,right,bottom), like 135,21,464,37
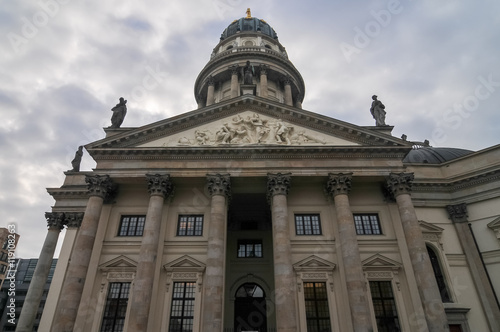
18,10,500,332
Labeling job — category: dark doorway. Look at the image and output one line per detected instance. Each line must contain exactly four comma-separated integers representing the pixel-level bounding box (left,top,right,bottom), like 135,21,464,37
234,283,267,332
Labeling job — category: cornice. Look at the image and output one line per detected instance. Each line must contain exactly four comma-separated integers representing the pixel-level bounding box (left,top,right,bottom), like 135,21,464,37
47,186,88,199
411,169,500,193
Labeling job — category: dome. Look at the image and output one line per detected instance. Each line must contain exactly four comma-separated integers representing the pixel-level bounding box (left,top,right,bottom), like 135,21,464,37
220,15,278,40
403,147,474,164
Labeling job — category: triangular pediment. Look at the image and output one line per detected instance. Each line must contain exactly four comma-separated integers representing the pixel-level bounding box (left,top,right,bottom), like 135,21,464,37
99,255,137,272
293,255,336,271
362,254,402,270
163,255,206,272
87,96,409,153
487,216,500,240
419,220,445,234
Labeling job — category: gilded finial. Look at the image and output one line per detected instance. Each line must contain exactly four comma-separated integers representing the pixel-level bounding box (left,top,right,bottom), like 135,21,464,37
246,8,251,18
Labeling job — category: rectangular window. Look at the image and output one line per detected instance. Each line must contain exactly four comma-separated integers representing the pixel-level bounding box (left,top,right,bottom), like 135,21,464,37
353,214,382,235
237,240,263,258
295,214,322,235
177,215,204,236
169,282,196,332
304,282,331,332
100,282,130,332
118,216,146,236
369,281,401,332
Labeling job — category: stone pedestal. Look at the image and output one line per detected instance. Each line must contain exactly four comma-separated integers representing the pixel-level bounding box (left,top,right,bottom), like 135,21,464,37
387,173,449,332
447,203,500,332
52,175,114,332
267,173,298,332
16,213,81,332
326,173,373,332
201,174,231,332
127,174,173,332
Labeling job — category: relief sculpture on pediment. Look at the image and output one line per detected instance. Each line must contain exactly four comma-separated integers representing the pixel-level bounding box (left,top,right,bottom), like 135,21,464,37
174,112,327,146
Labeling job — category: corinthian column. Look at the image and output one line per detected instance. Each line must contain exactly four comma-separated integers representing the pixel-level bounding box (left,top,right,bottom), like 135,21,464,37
202,174,231,332
267,173,297,332
16,212,81,332
206,76,215,106
284,77,293,106
259,65,268,98
447,203,500,332
127,174,174,332
387,173,449,332
326,173,373,332
229,65,239,98
52,175,115,332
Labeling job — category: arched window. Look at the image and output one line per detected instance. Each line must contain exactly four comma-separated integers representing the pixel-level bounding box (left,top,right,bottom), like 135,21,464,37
427,245,451,302
234,283,267,331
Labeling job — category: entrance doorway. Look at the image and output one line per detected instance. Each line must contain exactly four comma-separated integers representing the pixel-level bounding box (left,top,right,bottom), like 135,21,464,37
234,283,267,332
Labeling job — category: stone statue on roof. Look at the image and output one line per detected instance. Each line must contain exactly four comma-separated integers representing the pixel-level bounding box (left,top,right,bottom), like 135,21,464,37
69,146,83,172
370,95,386,126
110,97,127,128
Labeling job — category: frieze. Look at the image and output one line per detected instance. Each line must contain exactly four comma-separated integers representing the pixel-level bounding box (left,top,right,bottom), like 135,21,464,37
301,273,328,279
172,272,199,279
366,271,392,279
107,272,135,280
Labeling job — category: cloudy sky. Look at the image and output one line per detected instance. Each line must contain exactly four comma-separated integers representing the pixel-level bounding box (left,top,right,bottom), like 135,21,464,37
2,0,499,258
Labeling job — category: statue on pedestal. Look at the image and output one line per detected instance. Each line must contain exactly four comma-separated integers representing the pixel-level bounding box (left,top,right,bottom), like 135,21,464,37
69,146,83,172
370,95,386,126
110,97,127,128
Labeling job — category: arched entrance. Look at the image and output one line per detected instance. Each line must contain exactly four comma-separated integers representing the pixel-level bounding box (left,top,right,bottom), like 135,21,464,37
234,283,267,332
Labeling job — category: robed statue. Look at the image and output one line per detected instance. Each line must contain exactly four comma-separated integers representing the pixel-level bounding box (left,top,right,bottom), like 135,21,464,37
370,95,386,126
69,146,83,172
110,97,127,128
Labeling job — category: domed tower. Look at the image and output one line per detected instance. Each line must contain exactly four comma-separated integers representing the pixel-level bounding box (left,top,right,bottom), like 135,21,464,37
194,9,305,109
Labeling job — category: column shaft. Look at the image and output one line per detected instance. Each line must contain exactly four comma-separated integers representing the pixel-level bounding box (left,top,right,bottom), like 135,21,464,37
230,69,239,98
327,173,373,332
202,174,230,332
52,196,104,332
388,173,449,332
206,78,215,106
260,69,268,98
16,215,64,332
284,82,293,106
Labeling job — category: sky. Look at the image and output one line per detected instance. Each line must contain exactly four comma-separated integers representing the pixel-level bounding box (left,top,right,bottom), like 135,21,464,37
1,0,499,259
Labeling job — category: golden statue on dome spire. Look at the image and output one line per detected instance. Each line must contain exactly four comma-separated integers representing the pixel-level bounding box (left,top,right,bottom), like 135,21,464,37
246,8,252,18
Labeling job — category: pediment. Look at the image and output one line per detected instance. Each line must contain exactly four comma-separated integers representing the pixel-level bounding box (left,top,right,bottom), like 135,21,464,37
163,255,206,272
362,254,402,270
87,96,408,152
293,255,336,271
99,255,137,272
419,220,444,234
487,216,500,240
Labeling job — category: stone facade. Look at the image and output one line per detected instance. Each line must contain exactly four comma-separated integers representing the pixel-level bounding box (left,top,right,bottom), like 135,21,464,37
30,12,500,332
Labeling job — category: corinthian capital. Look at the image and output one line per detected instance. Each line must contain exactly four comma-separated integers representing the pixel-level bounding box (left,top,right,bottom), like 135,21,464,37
45,212,66,230
207,174,231,197
267,173,292,198
229,65,239,75
325,173,352,197
446,203,468,223
386,172,414,197
85,175,115,200
65,212,85,228
146,174,174,198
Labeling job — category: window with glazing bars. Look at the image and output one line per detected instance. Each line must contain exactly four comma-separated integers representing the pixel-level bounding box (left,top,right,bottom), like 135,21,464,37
118,216,146,236
169,282,196,332
353,214,382,235
304,282,332,332
295,214,322,235
237,240,263,258
177,215,204,236
369,281,401,332
100,282,130,332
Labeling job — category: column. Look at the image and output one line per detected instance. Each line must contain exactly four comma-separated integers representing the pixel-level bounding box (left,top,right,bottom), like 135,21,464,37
127,174,174,331
16,213,81,332
202,174,231,332
387,173,449,332
326,173,373,332
447,203,500,331
52,175,114,332
259,65,268,98
230,65,239,98
284,77,293,106
267,173,297,332
206,76,215,106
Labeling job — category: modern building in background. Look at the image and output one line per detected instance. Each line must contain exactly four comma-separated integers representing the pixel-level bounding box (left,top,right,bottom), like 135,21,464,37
0,258,57,331
0,228,20,289
18,10,500,332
